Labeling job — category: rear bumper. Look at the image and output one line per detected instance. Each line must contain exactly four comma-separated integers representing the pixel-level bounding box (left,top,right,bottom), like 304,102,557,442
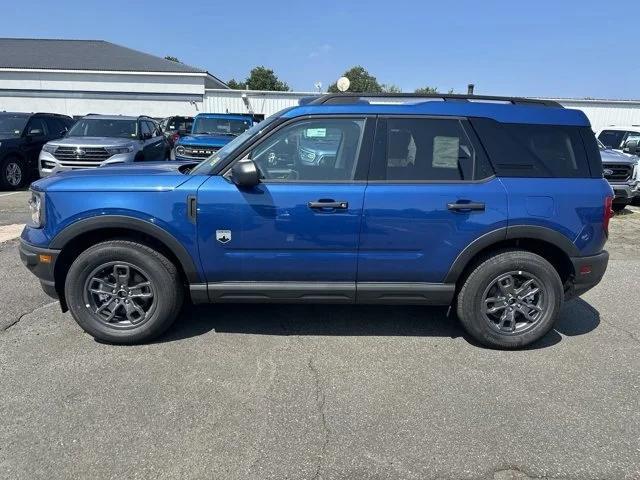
19,239,60,299
567,250,609,299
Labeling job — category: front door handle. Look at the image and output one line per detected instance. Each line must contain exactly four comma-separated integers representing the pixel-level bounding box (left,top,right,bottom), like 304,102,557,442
447,201,486,212
308,200,349,210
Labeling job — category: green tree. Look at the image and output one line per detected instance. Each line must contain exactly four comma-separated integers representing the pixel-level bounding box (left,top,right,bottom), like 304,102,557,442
328,66,382,93
244,66,289,91
227,78,247,90
414,86,439,94
164,55,180,63
381,84,402,93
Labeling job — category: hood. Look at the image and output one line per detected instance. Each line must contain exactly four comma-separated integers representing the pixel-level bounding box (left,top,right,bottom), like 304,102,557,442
600,148,638,165
0,135,20,144
32,161,196,192
47,136,137,147
178,134,234,148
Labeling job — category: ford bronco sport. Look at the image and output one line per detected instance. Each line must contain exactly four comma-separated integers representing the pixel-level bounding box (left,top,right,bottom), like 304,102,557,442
20,93,612,349
174,113,254,161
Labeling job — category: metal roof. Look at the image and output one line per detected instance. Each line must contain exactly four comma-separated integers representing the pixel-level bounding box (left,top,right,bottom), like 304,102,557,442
0,38,228,88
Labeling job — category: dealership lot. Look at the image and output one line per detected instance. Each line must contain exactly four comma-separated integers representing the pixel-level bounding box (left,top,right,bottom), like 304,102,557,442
0,192,638,479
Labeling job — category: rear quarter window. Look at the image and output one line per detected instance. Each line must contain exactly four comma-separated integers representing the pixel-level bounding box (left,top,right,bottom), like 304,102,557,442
469,118,592,178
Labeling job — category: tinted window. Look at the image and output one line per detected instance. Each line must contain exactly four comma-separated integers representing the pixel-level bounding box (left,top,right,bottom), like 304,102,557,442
371,118,492,181
25,118,47,136
250,118,366,181
502,124,589,177
144,121,158,136
140,121,152,137
44,117,67,136
470,119,591,178
0,114,28,137
167,117,193,132
68,119,138,139
193,117,252,136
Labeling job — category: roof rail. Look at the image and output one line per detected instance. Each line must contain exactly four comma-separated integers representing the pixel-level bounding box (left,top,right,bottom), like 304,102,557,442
301,93,563,108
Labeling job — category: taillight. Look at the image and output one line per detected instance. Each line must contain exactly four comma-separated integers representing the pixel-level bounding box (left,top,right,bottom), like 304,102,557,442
603,196,613,235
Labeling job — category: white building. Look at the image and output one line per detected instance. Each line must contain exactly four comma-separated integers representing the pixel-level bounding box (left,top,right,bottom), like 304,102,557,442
2,38,640,131
0,38,228,118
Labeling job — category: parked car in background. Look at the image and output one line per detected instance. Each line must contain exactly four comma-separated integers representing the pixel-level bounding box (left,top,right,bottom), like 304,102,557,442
39,114,170,177
159,116,193,149
21,93,611,349
597,126,640,153
174,113,254,161
0,112,74,189
598,139,639,210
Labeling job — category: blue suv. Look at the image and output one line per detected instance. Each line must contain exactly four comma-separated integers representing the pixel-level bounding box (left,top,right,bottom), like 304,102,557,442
174,113,254,161
20,93,612,349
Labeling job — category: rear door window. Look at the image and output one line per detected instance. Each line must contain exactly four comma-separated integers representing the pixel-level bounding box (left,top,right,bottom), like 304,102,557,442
370,117,494,181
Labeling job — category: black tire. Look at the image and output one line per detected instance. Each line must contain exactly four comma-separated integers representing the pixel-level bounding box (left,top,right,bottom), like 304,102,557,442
0,155,27,190
456,250,563,349
64,240,183,344
612,203,627,212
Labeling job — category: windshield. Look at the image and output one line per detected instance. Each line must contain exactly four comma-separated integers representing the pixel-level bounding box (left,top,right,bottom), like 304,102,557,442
189,112,288,175
0,115,28,138
67,118,138,139
192,117,252,136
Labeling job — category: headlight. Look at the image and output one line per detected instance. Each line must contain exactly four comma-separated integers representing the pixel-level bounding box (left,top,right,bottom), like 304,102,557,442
176,145,186,156
42,143,57,154
105,145,135,155
27,190,45,228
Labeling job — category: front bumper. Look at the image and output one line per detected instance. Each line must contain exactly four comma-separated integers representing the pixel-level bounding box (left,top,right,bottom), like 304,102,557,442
609,184,633,204
19,238,60,299
567,250,609,299
38,150,137,178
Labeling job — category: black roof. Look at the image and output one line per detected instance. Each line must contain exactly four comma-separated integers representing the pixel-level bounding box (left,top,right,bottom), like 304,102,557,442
302,93,562,108
0,38,227,88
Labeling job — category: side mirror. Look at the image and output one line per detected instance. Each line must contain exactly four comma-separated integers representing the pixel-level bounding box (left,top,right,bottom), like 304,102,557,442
624,139,639,154
231,159,260,188
141,132,152,140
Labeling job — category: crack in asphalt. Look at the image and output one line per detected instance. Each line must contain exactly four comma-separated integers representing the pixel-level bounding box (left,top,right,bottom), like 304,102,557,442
308,356,329,480
599,317,640,345
2,301,57,332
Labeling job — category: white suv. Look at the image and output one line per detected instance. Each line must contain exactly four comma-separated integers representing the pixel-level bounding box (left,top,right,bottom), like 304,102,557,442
39,115,169,177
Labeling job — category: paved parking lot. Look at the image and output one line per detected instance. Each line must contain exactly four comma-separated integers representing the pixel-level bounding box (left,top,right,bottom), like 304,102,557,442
0,191,638,480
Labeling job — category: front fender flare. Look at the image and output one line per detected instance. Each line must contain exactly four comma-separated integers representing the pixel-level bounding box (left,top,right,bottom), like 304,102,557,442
50,215,202,283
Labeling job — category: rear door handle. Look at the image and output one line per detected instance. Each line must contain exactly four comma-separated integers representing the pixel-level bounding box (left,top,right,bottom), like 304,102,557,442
447,202,486,212
308,200,349,210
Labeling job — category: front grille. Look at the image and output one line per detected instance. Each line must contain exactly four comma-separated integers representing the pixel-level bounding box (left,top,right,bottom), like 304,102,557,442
603,163,632,182
53,146,111,163
180,145,220,158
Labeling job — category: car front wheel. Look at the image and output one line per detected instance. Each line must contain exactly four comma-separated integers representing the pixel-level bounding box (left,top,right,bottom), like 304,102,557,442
64,240,183,344
0,156,27,190
456,250,563,349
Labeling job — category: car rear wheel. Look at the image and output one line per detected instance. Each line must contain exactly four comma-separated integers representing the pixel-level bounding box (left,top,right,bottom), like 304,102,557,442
456,250,563,349
0,156,27,190
64,240,183,344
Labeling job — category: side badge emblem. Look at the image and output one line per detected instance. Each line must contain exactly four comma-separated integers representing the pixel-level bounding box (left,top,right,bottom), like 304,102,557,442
216,230,231,244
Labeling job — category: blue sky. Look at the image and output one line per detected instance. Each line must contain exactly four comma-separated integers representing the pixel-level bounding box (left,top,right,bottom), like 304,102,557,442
2,0,636,98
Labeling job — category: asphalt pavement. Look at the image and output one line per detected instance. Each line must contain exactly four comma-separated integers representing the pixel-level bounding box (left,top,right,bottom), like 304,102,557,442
0,194,638,480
